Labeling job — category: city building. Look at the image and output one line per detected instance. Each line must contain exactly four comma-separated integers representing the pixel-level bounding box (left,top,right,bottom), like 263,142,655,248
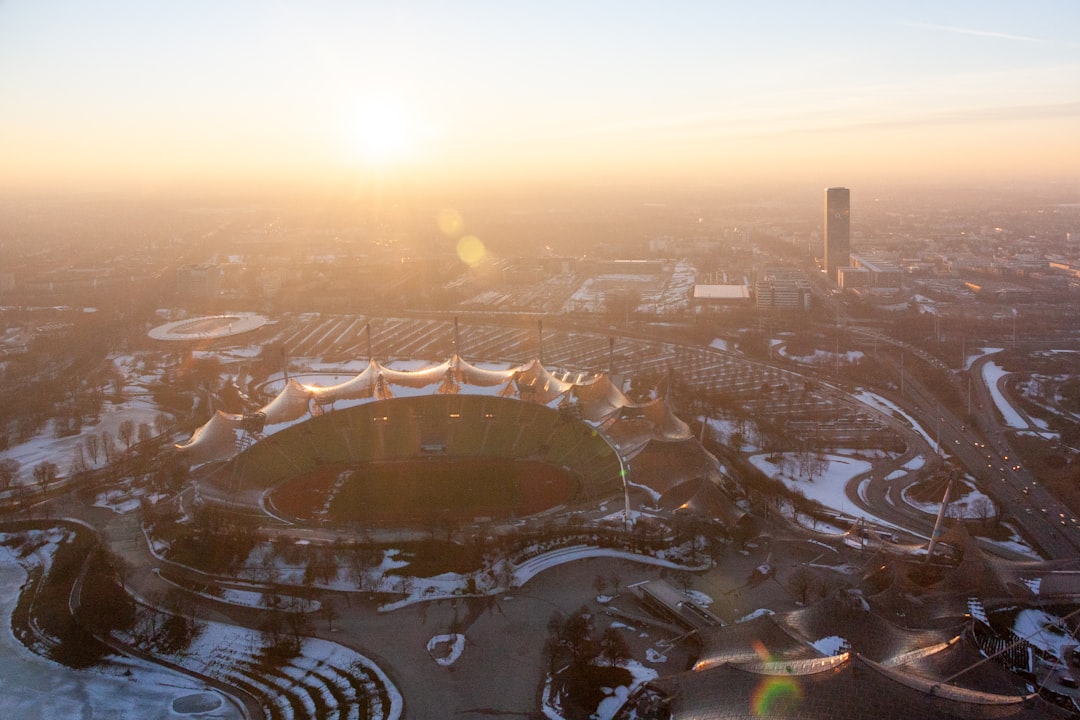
844,253,903,290
177,263,222,299
754,267,811,311
824,187,851,281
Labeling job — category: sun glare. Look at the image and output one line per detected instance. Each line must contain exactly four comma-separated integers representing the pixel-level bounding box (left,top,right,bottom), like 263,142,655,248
349,99,416,166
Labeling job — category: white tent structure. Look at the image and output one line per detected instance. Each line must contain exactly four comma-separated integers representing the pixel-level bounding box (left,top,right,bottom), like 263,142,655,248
177,355,745,525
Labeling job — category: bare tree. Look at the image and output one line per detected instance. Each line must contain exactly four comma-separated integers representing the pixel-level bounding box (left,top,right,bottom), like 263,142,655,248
320,601,339,632
137,422,153,446
84,434,100,464
0,459,20,491
788,567,815,605
600,626,631,668
70,445,89,480
33,461,58,498
118,419,136,451
101,431,116,464
970,497,995,526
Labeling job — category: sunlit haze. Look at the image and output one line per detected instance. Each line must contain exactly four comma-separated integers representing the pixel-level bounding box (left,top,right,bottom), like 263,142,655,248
1,0,1078,194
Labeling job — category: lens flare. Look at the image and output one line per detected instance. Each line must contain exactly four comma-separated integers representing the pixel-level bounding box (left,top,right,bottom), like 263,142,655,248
456,235,486,267
751,676,802,716
438,208,464,237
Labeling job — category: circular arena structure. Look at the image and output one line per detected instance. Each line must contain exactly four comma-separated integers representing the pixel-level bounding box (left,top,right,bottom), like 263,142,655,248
180,355,748,531
149,313,269,341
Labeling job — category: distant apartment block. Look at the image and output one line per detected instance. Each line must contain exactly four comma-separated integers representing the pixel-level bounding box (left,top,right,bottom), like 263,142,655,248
824,187,850,281
177,263,222,299
754,268,811,311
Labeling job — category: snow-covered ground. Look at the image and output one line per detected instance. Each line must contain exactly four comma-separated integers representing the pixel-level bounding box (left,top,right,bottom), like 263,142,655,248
982,360,1029,430
901,477,997,520
852,389,939,452
750,452,872,510
427,634,465,666
0,530,242,720
965,347,1002,372
0,397,164,488
541,658,658,720
1013,608,1077,661
778,346,864,368
0,350,175,489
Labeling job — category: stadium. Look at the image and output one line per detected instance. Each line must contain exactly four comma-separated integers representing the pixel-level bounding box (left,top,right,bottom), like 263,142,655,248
178,354,751,534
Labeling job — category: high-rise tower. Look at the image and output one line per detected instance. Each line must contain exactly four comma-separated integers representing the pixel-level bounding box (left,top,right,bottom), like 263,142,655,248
824,187,850,281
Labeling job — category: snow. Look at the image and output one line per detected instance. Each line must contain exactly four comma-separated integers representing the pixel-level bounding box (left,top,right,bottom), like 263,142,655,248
1013,609,1075,662
645,647,668,663
748,451,933,540
426,634,465,666
512,545,691,588
810,635,847,656
683,589,713,607
0,530,243,720
903,456,926,471
853,389,939,452
542,659,657,720
982,361,1028,429
965,347,1003,372
749,453,871,508
967,598,989,624
901,477,997,520
736,608,775,622
0,395,166,487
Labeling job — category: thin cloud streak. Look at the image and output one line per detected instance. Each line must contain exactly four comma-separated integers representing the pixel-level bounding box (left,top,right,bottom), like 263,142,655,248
777,100,1080,136
902,22,1044,43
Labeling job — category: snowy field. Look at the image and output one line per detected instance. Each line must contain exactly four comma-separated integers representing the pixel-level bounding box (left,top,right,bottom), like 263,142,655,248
982,360,1029,430
0,530,242,720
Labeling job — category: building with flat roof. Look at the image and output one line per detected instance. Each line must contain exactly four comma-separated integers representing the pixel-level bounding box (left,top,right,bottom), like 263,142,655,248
690,284,751,312
849,254,903,289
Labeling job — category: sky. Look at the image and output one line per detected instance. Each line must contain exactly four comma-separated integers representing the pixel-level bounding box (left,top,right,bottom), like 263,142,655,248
0,1,1078,195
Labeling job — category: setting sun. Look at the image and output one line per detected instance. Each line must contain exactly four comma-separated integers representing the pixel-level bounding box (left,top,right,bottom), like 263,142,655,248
348,98,417,166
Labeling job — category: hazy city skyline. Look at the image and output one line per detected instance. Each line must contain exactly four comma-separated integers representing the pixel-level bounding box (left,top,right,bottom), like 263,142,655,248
1,1,1078,195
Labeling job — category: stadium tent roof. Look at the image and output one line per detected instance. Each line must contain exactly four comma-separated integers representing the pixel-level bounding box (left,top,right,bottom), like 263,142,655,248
176,357,732,506
453,355,524,387
631,438,725,495
657,476,752,533
262,379,314,426
307,359,379,404
513,359,573,405
568,374,630,425
623,594,1057,720
174,410,243,466
623,653,1055,720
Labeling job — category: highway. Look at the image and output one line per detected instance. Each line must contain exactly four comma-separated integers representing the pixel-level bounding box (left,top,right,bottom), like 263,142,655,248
859,334,1080,559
